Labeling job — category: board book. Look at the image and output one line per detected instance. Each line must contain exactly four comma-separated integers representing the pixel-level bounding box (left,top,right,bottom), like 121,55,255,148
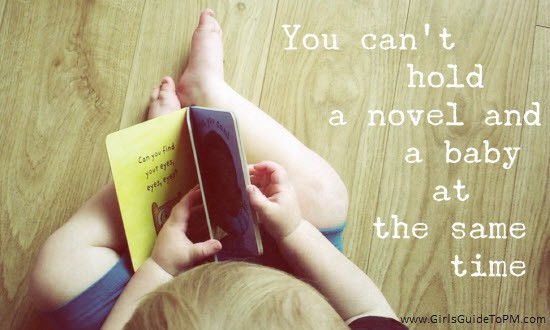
106,106,263,271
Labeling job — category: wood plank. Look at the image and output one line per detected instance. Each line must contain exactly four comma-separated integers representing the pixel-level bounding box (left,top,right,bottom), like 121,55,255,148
0,0,144,328
497,27,550,329
538,0,550,27
0,1,6,29
119,0,278,128
0,0,546,328
261,1,409,284
366,0,537,322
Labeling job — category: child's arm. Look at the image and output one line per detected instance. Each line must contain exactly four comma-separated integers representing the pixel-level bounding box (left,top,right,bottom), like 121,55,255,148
279,220,397,321
247,161,397,322
102,186,221,329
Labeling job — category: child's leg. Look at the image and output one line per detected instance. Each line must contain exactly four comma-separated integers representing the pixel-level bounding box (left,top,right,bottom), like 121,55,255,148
177,10,348,228
29,184,124,311
29,9,347,313
29,79,181,312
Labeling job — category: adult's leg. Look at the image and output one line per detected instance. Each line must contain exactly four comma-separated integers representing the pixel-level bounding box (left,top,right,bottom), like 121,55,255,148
177,10,348,228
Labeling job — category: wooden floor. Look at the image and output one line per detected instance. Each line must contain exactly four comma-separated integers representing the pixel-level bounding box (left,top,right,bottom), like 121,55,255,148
1,1,549,329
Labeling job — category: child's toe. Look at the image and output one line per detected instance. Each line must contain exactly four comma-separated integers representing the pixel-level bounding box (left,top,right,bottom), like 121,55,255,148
160,76,176,92
150,86,160,101
147,77,181,120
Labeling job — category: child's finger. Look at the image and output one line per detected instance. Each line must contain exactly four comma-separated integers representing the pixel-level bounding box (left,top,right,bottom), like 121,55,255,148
190,203,205,215
189,239,222,262
247,184,273,219
254,161,288,184
253,160,282,171
171,188,202,223
185,186,202,204
249,174,266,187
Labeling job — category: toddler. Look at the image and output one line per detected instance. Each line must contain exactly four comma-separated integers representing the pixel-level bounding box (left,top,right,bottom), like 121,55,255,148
29,9,407,329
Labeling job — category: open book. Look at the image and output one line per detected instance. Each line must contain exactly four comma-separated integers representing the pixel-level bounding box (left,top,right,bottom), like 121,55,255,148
106,106,263,271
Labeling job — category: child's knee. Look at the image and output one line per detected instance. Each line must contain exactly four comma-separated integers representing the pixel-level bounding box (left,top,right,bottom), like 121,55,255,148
322,182,349,227
298,172,348,228
29,229,121,312
28,234,67,311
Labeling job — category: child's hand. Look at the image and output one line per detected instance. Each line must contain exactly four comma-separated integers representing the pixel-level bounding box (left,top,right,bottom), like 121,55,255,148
151,185,222,276
247,161,303,240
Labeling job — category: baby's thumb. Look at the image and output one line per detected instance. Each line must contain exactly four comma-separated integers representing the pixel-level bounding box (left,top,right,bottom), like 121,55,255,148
190,239,222,262
247,185,272,217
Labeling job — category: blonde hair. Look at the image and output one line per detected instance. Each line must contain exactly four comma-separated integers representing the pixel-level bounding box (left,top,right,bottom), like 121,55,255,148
125,261,347,330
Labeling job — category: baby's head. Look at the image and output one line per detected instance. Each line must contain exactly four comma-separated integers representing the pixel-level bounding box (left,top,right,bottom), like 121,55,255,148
125,261,348,329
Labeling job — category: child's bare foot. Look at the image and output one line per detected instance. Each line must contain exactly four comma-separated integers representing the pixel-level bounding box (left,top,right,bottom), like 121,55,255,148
147,76,181,119
176,9,230,107
173,10,348,229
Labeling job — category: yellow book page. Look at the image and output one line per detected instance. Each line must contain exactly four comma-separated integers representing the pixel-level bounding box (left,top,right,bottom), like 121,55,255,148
106,108,197,270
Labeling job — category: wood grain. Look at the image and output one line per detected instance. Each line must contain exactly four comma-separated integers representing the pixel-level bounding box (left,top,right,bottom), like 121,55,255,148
366,1,539,327
0,1,5,29
538,0,550,28
1,0,548,329
497,26,550,329
120,0,278,128
0,0,144,328
261,0,410,276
